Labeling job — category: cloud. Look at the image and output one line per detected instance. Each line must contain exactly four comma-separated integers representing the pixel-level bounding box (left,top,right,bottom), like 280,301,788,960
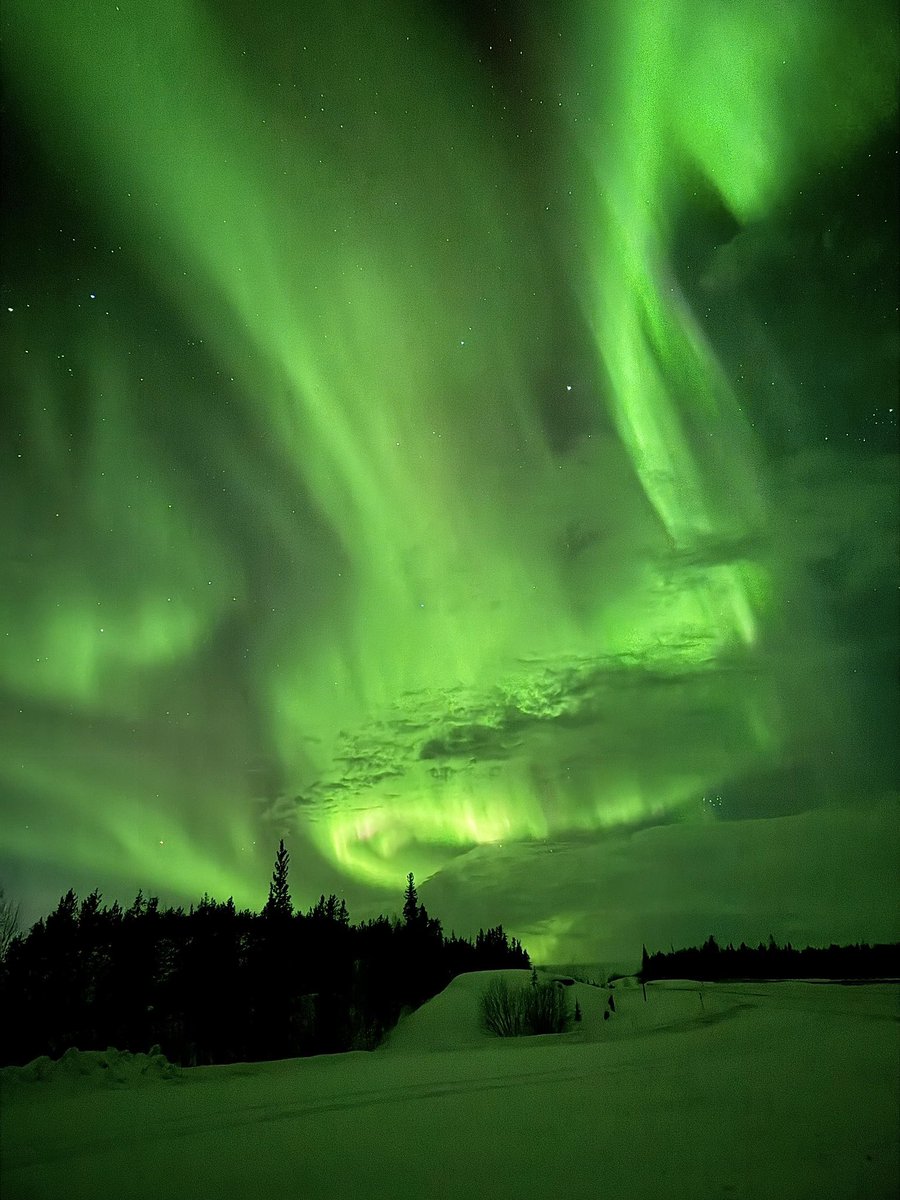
418,799,900,961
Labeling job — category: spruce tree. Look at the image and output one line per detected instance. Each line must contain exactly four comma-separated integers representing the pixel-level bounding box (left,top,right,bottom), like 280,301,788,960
263,839,292,918
402,872,419,926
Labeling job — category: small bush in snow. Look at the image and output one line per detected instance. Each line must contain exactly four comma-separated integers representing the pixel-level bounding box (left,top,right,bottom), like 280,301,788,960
481,977,525,1036
480,976,571,1037
527,978,571,1033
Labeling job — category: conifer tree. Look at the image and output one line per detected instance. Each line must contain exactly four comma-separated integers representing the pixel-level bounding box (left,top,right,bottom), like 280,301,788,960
263,839,292,917
402,872,419,926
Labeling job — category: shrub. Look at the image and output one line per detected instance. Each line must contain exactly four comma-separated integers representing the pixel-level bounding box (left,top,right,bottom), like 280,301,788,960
480,975,571,1037
527,978,571,1033
480,976,525,1036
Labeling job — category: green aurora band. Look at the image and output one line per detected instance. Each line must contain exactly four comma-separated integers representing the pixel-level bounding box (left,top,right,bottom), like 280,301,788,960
2,0,897,952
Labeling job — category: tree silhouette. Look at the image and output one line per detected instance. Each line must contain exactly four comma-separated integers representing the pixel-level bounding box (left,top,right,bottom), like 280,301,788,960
638,936,900,982
0,861,541,1068
402,872,419,926
263,839,292,918
0,886,19,959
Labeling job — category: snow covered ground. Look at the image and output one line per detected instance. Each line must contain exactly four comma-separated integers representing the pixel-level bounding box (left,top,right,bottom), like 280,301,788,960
2,972,897,1199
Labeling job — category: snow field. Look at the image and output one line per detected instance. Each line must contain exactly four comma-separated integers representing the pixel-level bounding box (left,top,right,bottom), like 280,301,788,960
1,973,897,1199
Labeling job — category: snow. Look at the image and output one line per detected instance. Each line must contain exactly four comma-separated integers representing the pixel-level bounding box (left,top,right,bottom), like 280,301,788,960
2,973,897,1199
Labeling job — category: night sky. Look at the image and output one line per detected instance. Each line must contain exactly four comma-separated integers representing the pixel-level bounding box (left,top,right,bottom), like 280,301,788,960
2,0,898,960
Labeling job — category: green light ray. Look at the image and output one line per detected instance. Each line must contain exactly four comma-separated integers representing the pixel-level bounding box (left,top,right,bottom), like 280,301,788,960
2,715,262,910
2,342,242,712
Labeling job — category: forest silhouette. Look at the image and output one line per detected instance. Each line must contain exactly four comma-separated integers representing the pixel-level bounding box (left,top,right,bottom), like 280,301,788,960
639,935,898,983
0,844,528,1066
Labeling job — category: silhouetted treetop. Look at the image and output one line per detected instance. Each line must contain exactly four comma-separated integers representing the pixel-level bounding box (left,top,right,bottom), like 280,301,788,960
263,839,292,918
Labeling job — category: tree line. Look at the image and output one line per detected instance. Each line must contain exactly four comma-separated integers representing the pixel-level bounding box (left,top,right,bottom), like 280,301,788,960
0,843,529,1067
639,935,899,982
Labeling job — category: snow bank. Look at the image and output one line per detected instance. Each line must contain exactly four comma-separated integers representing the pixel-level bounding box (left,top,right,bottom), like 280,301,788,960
1,1045,180,1087
381,969,755,1053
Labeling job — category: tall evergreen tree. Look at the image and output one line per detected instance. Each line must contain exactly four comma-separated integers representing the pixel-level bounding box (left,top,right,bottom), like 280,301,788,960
263,839,292,918
402,872,419,926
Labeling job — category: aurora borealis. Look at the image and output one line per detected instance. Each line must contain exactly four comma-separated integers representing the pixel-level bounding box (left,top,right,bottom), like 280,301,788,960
1,0,898,959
